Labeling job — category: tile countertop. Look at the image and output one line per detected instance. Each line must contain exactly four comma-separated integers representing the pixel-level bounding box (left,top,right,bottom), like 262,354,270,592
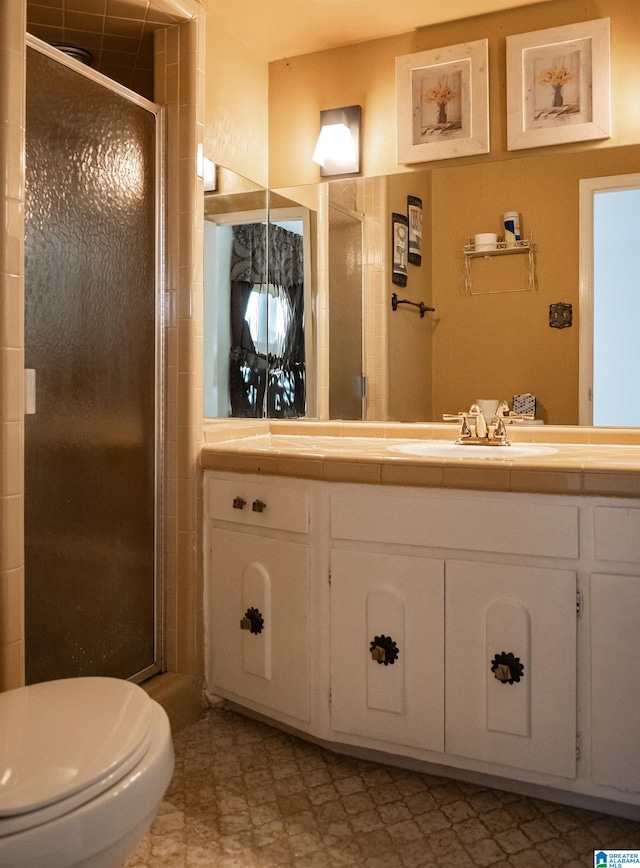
200,421,640,498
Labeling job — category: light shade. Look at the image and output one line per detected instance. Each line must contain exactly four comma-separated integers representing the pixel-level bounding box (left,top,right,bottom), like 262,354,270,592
203,157,217,193
312,105,361,177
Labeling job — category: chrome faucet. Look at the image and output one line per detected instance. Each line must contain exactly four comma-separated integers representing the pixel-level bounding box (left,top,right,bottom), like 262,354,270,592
443,401,511,446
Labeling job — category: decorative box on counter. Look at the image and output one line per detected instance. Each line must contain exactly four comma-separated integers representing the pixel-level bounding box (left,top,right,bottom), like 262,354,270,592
512,393,536,415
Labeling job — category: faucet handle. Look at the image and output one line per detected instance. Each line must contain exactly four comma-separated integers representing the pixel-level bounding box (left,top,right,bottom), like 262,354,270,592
493,415,507,440
443,412,472,440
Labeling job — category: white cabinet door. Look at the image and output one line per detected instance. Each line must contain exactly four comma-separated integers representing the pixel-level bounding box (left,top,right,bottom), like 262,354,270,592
446,560,576,778
591,573,640,792
207,528,310,722
330,549,444,752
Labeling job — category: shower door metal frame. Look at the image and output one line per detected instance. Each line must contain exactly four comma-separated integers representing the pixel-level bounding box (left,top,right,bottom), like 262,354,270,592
25,34,166,683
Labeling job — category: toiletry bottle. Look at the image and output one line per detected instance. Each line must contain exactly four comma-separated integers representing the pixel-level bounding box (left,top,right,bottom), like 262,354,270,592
503,211,521,247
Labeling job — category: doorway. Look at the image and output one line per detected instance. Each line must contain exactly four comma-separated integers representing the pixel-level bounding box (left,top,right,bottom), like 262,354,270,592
24,40,163,683
579,174,640,426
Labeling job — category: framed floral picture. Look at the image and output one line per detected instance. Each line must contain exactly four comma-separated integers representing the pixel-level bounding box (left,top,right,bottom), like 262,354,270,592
395,39,489,164
506,18,611,151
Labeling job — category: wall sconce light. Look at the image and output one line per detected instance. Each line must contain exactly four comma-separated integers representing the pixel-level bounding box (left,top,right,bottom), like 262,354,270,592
312,105,361,177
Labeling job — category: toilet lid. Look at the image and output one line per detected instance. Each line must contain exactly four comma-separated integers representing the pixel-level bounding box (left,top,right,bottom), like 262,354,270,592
0,677,154,818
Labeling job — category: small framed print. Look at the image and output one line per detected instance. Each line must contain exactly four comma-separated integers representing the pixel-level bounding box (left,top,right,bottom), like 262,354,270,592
391,213,409,287
408,196,422,266
507,18,611,150
396,39,489,164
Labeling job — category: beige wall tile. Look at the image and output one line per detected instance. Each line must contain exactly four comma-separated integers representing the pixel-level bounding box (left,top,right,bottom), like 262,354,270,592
176,632,196,674
0,272,22,349
177,476,195,533
0,122,24,201
0,348,23,421
164,625,177,671
322,459,381,485
0,637,23,691
144,671,203,733
0,197,24,277
583,473,640,498
0,567,23,645
277,457,324,480
381,463,444,488
587,428,640,446
0,49,25,127
442,466,511,492
1,0,27,54
0,421,22,496
0,494,23,572
510,470,582,496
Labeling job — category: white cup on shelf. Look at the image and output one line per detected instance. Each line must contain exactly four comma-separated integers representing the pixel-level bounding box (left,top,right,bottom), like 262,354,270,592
474,232,497,251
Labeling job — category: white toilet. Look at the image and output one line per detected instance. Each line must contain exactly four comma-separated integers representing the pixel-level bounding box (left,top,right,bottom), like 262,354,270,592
0,676,175,868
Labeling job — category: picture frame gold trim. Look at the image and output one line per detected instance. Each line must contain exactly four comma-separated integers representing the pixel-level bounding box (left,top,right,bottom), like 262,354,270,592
506,18,611,151
396,39,489,165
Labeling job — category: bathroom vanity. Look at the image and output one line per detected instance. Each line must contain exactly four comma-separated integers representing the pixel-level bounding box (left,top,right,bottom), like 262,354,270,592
201,424,640,819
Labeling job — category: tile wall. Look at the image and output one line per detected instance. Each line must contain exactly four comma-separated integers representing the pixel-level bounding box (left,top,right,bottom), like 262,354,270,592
0,0,206,725
153,4,206,722
0,0,27,691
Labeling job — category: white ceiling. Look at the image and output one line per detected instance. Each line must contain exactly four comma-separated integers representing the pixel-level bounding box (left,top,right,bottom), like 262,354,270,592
206,0,557,62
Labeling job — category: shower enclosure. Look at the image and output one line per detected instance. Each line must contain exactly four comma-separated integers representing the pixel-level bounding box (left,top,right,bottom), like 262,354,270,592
24,40,163,684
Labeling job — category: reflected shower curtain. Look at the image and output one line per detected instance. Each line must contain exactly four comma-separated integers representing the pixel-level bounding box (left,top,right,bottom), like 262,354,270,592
229,223,305,417
228,223,268,417
24,48,159,683
268,224,305,418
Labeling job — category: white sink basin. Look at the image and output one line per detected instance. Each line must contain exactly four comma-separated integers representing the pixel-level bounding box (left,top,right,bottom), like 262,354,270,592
389,440,558,460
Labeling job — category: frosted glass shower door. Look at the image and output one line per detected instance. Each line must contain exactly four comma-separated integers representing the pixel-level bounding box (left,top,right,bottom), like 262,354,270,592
24,45,162,683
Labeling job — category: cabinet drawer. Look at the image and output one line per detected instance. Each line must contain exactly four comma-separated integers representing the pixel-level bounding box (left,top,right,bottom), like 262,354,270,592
208,477,309,534
331,491,578,558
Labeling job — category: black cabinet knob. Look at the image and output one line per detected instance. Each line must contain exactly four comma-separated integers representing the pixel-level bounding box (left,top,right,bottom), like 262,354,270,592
491,651,524,684
240,607,264,634
369,635,399,665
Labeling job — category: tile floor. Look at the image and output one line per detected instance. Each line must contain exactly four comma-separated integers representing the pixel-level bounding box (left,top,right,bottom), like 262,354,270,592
124,708,640,867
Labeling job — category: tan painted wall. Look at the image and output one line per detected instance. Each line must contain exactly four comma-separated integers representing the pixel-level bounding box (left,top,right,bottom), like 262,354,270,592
204,17,269,187
267,0,640,423
269,0,640,186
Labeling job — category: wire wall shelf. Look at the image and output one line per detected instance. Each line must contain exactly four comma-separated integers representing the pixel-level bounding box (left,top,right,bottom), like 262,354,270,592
463,232,536,295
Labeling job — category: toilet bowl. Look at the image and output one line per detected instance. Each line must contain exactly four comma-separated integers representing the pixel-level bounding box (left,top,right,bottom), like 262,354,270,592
0,676,175,868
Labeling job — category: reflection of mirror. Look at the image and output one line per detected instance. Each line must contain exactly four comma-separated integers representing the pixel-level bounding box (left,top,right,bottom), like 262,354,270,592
204,144,640,424
203,170,316,418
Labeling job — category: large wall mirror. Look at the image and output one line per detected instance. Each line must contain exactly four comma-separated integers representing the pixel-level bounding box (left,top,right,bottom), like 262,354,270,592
204,143,640,425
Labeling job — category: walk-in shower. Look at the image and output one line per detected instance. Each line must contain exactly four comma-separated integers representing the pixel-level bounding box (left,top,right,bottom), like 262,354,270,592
24,38,163,684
